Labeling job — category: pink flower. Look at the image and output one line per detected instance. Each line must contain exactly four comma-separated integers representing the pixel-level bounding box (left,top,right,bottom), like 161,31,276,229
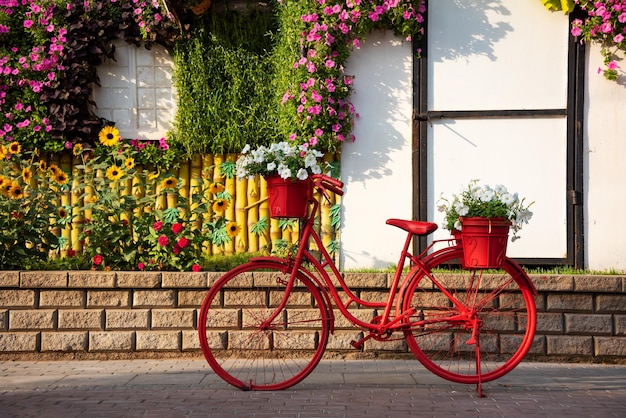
93,255,103,266
138,262,145,270
158,235,169,247
153,221,163,231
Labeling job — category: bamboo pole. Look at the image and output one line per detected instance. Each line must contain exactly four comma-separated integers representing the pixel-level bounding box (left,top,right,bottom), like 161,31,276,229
235,176,248,253
178,159,190,218
166,166,179,210
211,154,223,255
132,165,145,219
258,176,270,252
202,154,214,255
223,153,237,255
59,153,72,256
246,176,260,253
189,155,203,229
71,156,83,253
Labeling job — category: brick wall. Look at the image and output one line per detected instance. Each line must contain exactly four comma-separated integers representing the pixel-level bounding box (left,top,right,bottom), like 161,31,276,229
1,271,625,361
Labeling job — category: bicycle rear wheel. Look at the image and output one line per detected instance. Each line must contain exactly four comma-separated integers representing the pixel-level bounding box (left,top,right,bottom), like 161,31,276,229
198,260,331,390
402,248,536,384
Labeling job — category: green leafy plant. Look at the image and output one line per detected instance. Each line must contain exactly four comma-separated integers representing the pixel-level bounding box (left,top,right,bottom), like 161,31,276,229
170,8,278,156
541,0,576,13
437,179,534,240
0,144,68,269
542,0,626,81
0,0,184,153
570,0,626,81
273,0,425,153
67,125,240,271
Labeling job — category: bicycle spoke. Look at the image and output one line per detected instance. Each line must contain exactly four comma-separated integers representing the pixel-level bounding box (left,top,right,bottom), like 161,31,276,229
403,249,536,384
199,261,330,390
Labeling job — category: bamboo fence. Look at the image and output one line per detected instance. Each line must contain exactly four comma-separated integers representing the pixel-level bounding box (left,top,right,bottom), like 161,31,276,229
46,152,341,260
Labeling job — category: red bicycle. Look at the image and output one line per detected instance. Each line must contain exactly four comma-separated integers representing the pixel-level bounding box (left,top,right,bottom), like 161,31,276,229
198,174,537,396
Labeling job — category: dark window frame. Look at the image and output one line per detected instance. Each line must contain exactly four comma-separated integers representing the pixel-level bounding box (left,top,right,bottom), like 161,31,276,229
412,5,585,268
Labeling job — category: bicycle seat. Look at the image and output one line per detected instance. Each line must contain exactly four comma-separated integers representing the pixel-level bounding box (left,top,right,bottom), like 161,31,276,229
386,219,438,236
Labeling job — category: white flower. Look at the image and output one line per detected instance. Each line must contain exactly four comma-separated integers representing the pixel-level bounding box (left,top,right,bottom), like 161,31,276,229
296,168,308,180
266,162,276,172
304,153,318,167
494,184,507,194
501,193,516,205
241,144,251,154
454,202,469,216
252,148,266,163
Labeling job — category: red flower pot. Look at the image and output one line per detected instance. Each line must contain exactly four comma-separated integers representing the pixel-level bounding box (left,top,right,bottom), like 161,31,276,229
266,176,312,218
460,217,511,268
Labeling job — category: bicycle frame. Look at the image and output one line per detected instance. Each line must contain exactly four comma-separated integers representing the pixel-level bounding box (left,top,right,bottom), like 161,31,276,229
254,190,456,337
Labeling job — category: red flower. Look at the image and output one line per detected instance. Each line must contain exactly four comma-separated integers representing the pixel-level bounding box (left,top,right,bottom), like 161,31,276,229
93,254,103,265
138,262,145,270
173,244,181,255
177,237,189,249
153,221,163,231
67,249,76,257
192,263,201,272
171,222,184,234
158,235,169,246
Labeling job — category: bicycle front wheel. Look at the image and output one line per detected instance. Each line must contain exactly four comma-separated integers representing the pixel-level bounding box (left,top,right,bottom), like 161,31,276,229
198,260,331,390
402,248,536,384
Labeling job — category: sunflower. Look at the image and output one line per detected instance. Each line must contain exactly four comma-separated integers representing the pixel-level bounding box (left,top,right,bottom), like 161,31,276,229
0,176,6,188
147,170,160,181
8,141,21,154
124,157,135,170
7,183,23,199
22,167,33,183
106,165,124,181
209,182,225,194
226,221,241,238
38,160,48,171
99,126,120,147
0,146,7,159
58,207,68,218
2,181,14,196
48,163,60,175
212,198,229,212
53,170,69,185
161,176,178,189
72,143,83,156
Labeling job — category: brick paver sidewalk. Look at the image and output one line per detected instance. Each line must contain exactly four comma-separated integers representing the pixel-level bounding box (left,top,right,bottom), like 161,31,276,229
1,359,625,417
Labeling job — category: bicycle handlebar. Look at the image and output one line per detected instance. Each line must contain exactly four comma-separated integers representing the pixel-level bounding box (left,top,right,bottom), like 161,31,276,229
312,174,344,196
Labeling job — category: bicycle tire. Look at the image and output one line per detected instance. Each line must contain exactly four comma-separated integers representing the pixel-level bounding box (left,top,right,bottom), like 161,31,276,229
198,260,331,390
402,248,536,384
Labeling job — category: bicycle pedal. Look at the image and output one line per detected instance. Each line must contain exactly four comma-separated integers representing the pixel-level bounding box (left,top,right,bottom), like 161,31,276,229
350,340,363,349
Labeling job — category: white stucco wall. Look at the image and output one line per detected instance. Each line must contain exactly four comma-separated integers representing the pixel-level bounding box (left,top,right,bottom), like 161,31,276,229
584,44,626,272
340,31,413,270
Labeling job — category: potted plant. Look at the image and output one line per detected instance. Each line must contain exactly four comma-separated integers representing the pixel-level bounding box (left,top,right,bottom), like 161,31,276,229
437,180,534,268
235,141,325,218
